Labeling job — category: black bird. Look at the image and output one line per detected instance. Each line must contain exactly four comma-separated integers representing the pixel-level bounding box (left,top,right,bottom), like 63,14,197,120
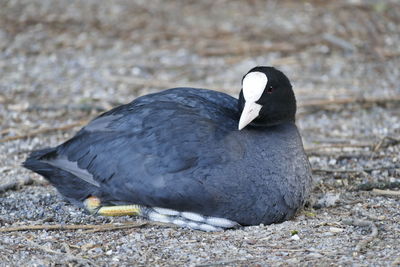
24,66,312,231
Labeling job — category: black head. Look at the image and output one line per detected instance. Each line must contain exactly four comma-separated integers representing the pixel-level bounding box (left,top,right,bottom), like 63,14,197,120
238,66,296,130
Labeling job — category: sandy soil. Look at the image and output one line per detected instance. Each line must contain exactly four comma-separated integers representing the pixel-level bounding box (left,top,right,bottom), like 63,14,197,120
1,0,399,266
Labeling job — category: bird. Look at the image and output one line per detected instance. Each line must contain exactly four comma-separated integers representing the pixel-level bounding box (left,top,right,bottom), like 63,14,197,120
24,66,312,231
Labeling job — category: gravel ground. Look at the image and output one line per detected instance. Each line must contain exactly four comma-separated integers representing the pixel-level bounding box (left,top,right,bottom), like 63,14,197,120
1,0,400,266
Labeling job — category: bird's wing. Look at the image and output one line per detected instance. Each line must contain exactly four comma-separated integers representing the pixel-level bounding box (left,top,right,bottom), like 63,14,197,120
41,89,243,210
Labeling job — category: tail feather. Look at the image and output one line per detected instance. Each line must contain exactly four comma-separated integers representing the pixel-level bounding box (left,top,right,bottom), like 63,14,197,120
23,147,99,207
24,147,55,161
23,147,57,179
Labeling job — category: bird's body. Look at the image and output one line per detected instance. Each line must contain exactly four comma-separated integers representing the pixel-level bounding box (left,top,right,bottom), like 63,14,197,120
24,67,312,230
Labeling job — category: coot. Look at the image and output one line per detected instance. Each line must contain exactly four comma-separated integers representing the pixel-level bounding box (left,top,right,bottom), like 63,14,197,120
24,66,312,231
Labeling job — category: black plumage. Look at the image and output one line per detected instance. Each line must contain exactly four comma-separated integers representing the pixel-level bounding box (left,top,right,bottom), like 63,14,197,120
24,66,312,227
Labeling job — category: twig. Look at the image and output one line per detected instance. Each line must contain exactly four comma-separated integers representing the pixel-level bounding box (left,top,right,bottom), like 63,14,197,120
197,42,296,57
196,259,252,267
0,121,87,143
306,151,372,158
0,177,34,194
105,73,229,92
371,189,400,197
0,222,147,233
22,236,95,265
305,143,373,152
373,138,386,152
26,104,108,113
357,181,400,191
313,165,399,174
373,136,400,152
0,128,11,135
196,247,333,267
322,33,356,52
81,222,148,233
342,218,378,252
298,95,400,108
312,168,365,174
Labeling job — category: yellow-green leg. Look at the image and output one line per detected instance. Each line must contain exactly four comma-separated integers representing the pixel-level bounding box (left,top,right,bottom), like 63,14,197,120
84,196,141,216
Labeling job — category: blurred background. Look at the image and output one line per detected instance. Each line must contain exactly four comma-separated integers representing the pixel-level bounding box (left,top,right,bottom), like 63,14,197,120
0,0,399,265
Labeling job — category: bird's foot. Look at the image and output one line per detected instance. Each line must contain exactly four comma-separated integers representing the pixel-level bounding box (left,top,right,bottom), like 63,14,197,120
143,207,240,231
83,196,240,231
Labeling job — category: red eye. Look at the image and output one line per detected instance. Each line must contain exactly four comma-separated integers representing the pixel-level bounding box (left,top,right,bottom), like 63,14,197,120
267,86,274,94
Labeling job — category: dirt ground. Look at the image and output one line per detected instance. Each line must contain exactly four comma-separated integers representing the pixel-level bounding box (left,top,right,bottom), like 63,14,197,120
1,0,399,266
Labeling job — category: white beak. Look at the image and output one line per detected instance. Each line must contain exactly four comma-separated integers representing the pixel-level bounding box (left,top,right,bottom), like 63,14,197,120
238,102,262,130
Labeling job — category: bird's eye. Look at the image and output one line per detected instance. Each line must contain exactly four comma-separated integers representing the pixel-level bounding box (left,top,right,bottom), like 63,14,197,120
266,86,274,94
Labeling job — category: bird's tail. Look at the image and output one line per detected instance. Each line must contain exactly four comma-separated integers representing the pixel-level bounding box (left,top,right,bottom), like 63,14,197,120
23,147,96,207
23,147,58,179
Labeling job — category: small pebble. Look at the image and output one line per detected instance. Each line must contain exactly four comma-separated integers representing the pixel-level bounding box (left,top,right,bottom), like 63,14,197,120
290,234,300,241
308,252,323,258
329,227,344,233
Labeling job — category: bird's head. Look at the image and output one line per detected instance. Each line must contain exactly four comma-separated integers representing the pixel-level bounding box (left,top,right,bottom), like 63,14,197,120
238,66,296,130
